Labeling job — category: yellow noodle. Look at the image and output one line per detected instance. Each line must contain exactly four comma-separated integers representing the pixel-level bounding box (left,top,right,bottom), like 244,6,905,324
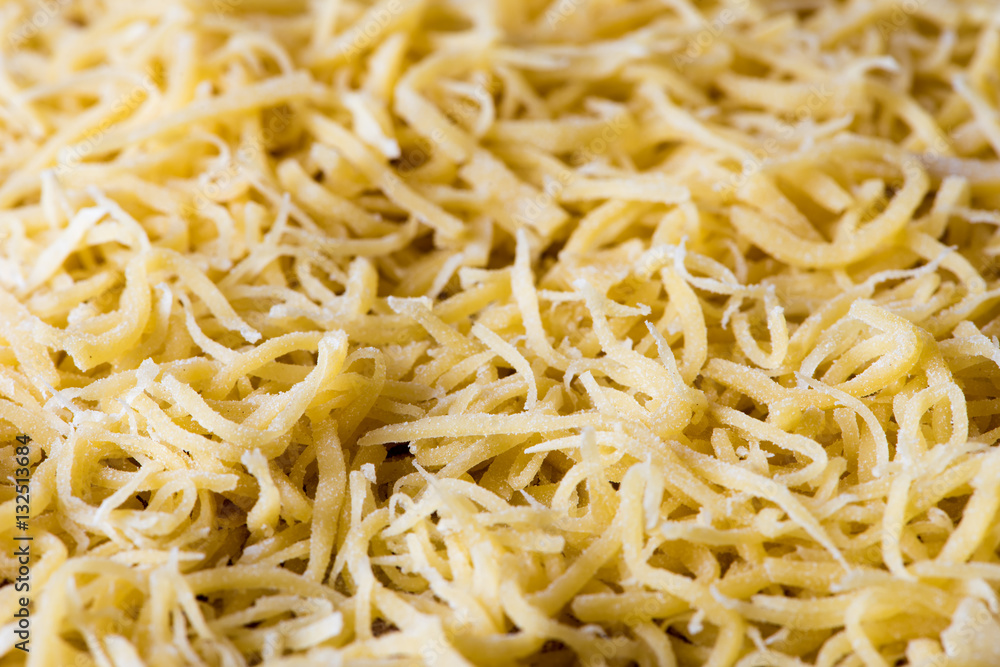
3,1,1000,666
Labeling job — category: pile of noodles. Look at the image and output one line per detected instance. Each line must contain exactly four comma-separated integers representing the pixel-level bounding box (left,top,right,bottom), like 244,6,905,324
3,0,1000,665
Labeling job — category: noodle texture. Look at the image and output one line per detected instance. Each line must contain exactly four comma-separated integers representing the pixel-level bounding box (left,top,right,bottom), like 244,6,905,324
2,0,1000,665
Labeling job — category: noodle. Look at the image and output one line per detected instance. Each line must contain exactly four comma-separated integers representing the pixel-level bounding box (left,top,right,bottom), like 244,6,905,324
2,0,1000,666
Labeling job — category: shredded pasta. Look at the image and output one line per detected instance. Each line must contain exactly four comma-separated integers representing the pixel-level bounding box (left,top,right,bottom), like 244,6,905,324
3,0,1000,665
